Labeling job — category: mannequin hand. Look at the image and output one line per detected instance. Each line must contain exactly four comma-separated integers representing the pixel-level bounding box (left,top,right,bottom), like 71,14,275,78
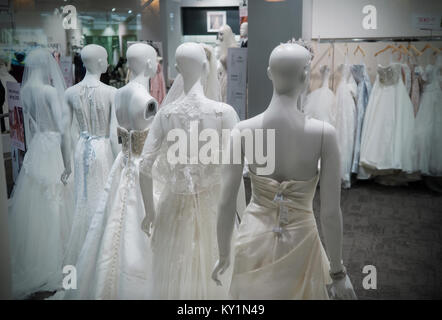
60,168,71,185
141,214,154,237
329,275,357,300
211,255,230,286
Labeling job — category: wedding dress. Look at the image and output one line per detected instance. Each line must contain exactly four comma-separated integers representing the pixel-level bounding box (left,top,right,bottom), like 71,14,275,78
64,83,116,266
230,170,331,299
140,93,240,299
304,65,336,125
350,64,372,175
359,63,417,177
335,64,357,188
8,48,74,299
55,127,155,299
415,64,442,176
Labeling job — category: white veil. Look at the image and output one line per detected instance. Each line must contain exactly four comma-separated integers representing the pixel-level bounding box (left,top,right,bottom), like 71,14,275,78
21,48,67,145
160,43,221,107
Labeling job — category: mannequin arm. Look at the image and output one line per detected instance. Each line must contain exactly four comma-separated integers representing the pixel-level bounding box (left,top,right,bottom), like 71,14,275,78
212,127,244,285
319,123,343,273
46,88,72,184
140,172,155,237
109,88,121,159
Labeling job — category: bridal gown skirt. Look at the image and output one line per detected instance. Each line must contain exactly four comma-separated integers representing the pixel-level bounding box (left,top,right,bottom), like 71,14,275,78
415,84,442,176
230,172,331,300
8,131,74,299
59,151,157,299
64,133,114,266
150,184,230,300
304,87,336,125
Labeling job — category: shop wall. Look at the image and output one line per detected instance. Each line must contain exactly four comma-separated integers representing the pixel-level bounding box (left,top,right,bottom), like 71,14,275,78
310,0,442,39
247,0,303,118
138,0,162,42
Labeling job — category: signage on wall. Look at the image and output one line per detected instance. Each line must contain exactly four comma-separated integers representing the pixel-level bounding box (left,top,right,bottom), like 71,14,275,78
227,48,248,120
412,14,442,31
362,5,377,30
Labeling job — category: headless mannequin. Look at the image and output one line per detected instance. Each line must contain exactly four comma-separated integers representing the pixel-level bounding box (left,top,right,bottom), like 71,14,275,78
240,22,248,48
212,43,356,299
62,44,118,183
115,43,158,224
141,42,242,235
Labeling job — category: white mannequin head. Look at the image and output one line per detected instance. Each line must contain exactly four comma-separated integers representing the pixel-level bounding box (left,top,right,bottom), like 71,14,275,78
126,43,158,78
240,22,248,38
175,42,208,86
267,43,311,95
81,44,108,75
218,24,236,50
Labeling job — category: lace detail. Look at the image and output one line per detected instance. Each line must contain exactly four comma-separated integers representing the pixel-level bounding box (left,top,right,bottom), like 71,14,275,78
117,127,149,158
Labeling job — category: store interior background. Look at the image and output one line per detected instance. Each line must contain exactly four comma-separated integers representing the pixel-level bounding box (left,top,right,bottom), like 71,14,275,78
1,0,442,299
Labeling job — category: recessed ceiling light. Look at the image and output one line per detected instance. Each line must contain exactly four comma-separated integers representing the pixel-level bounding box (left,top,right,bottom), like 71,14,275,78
112,8,116,12
128,10,132,14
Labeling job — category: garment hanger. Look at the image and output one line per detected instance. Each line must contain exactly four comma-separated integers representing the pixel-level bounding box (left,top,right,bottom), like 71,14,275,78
421,43,440,54
374,44,398,57
407,43,422,57
353,44,366,57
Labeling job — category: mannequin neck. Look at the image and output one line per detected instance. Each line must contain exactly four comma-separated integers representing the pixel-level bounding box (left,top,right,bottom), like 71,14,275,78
182,76,204,98
82,70,101,86
321,72,330,87
267,88,303,114
130,71,149,90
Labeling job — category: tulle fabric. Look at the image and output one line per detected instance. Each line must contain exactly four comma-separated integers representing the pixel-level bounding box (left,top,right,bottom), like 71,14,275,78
304,66,336,125
8,132,74,299
230,171,331,300
415,64,442,176
359,63,417,177
335,64,357,188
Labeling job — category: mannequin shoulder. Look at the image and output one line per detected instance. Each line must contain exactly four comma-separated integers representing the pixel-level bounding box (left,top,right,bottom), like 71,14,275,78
235,114,263,131
305,119,338,152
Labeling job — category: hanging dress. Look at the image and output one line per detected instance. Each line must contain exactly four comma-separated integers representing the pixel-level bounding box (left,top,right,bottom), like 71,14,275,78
359,63,417,177
335,64,357,188
304,65,336,126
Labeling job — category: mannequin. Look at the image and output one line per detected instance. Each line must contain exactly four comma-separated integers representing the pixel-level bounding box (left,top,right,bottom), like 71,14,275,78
139,42,244,299
240,22,248,48
217,24,238,102
54,43,158,299
62,44,119,267
8,48,74,298
212,43,357,299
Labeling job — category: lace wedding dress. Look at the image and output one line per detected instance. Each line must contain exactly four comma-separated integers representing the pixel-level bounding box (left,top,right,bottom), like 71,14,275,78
359,63,417,177
140,93,240,299
335,64,357,188
304,65,336,125
64,83,116,266
54,127,155,299
8,49,74,299
230,170,331,299
415,64,442,176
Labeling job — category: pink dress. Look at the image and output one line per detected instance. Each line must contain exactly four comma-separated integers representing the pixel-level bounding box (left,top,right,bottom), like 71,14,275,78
150,63,166,106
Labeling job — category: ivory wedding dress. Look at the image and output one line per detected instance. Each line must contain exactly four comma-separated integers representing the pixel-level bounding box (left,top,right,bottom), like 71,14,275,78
8,49,74,299
335,64,357,188
230,170,331,299
140,93,240,299
415,64,442,176
55,127,155,299
304,65,336,125
359,63,417,177
64,83,116,266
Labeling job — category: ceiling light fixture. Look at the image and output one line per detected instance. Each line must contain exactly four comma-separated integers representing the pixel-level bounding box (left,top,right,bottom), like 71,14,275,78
112,8,116,12
128,10,132,14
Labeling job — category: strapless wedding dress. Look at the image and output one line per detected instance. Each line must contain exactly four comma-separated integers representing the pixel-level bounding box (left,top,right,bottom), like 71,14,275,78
230,171,331,300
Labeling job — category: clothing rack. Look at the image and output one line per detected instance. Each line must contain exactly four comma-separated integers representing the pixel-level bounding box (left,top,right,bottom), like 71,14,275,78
312,36,442,43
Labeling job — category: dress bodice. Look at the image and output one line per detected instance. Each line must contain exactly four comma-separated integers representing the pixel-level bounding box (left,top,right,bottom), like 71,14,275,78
250,171,319,216
72,84,112,137
117,127,149,159
351,64,365,84
422,64,440,92
377,63,401,86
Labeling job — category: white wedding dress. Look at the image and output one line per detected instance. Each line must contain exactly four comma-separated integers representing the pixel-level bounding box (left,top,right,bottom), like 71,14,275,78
359,63,417,177
8,49,74,299
140,93,240,299
304,65,336,126
64,83,116,266
335,64,357,188
415,64,442,176
54,127,156,299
